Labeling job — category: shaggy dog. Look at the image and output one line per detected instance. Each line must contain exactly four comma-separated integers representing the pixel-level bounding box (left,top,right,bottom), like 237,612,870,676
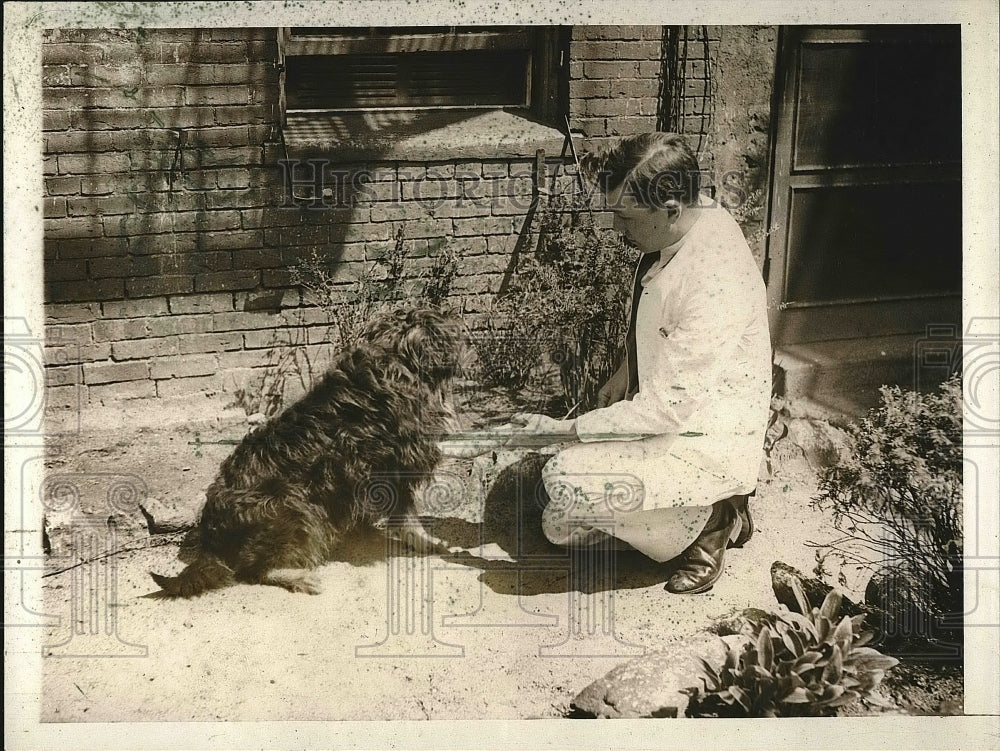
150,304,465,597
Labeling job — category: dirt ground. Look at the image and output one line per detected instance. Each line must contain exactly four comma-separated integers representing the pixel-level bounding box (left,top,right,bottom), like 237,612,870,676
35,387,962,722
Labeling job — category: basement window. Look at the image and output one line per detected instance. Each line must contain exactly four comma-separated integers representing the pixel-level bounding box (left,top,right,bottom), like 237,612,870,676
277,26,567,161
282,26,543,111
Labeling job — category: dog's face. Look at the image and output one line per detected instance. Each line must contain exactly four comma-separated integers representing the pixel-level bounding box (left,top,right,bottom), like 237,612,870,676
360,305,468,388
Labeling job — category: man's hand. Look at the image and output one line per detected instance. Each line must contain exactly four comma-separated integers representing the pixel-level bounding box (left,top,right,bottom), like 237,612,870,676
505,413,578,447
596,361,629,408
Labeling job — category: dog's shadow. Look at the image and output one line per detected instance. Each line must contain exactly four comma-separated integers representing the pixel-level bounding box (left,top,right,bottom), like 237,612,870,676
429,454,677,596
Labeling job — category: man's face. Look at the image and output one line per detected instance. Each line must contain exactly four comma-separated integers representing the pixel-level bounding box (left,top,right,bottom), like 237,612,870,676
604,182,668,254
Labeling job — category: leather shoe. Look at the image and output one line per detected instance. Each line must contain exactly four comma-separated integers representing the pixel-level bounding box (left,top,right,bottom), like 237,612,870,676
665,495,745,595
728,493,755,549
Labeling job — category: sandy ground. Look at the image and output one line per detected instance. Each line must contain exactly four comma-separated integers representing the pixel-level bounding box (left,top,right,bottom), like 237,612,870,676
33,393,955,722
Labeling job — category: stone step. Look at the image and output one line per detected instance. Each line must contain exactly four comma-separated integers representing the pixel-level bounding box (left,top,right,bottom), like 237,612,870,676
774,332,959,418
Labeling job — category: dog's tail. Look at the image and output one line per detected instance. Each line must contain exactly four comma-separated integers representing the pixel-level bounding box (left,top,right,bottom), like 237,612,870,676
150,553,235,598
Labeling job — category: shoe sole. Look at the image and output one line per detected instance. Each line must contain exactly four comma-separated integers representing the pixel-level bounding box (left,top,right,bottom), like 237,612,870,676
664,557,728,595
665,581,717,595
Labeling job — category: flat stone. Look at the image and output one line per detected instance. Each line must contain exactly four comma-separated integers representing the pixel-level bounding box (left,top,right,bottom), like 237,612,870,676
785,417,852,469
771,560,865,617
42,472,151,559
570,632,733,719
44,507,150,561
709,607,774,636
43,508,86,559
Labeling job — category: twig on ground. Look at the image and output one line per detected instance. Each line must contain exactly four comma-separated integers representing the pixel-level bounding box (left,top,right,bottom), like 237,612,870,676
42,532,187,578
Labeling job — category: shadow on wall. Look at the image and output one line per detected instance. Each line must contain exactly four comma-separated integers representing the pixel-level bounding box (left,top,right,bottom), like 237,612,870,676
43,27,562,413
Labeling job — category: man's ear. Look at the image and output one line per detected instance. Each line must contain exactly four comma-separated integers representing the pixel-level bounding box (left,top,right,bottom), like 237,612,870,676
661,198,683,219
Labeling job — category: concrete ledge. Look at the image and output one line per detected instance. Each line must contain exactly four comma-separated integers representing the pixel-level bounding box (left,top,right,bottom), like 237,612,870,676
44,391,250,435
774,333,957,418
283,109,568,162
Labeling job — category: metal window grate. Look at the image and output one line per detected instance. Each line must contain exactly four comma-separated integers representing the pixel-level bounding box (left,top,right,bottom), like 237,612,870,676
285,50,531,111
283,26,534,55
278,26,565,123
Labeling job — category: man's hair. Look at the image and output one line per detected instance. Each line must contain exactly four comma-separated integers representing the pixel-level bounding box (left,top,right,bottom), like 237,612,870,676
582,132,702,209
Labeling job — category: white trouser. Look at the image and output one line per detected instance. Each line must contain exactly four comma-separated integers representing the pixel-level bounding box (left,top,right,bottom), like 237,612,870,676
539,442,719,563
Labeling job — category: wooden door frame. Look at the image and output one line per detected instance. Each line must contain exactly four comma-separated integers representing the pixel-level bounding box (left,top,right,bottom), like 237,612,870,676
764,26,962,346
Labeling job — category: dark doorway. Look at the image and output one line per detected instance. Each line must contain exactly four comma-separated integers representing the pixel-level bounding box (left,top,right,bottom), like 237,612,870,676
766,26,962,345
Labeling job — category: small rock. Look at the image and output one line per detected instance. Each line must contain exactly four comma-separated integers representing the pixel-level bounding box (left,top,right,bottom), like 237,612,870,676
139,496,200,534
43,508,85,559
709,607,774,636
771,561,865,617
570,633,730,719
937,698,963,715
43,508,148,559
41,473,151,556
864,570,962,651
785,418,852,469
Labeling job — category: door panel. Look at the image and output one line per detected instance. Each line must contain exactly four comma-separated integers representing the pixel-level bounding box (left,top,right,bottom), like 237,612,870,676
794,34,962,170
785,181,962,304
767,26,962,345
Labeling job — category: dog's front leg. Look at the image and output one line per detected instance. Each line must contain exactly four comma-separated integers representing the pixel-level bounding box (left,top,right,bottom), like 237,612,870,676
391,507,449,555
260,568,322,594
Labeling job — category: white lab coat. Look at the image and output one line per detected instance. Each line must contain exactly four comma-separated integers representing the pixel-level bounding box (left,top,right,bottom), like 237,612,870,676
550,200,772,521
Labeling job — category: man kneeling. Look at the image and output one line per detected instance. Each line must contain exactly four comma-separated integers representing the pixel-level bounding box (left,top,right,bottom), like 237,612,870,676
503,132,770,594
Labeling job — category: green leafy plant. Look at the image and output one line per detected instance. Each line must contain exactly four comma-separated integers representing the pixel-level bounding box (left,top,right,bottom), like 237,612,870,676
534,193,636,410
422,238,461,307
232,350,293,418
684,589,899,717
811,374,963,642
292,227,460,352
231,326,316,418
291,227,407,352
475,295,545,391
475,191,636,406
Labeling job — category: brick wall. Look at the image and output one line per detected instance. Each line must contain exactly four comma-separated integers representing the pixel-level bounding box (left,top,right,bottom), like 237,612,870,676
41,28,578,412
567,24,777,259
567,25,717,177
42,25,772,415
43,27,279,308
567,26,664,143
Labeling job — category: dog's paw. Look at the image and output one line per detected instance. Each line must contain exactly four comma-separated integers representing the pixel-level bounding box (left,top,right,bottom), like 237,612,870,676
387,510,450,555
397,527,448,555
287,575,322,595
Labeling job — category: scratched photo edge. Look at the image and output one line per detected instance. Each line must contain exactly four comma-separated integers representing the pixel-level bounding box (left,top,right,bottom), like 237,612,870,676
4,1,998,749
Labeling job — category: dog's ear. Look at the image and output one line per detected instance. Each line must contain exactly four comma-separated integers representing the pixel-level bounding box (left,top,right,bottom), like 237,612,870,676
579,150,602,180
397,320,443,380
396,308,464,382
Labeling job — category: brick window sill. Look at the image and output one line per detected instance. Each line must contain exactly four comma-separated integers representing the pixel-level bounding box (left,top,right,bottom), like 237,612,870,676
281,108,567,162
